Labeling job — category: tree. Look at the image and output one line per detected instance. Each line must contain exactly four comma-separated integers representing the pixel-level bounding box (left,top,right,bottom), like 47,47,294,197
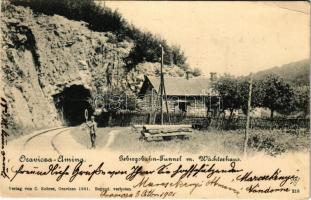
95,88,137,113
170,45,187,66
212,74,241,118
292,86,309,117
192,67,202,77
260,74,294,118
238,77,265,115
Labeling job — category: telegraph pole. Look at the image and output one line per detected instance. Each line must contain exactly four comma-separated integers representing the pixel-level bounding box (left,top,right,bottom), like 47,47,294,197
243,73,253,157
158,45,170,124
160,45,164,125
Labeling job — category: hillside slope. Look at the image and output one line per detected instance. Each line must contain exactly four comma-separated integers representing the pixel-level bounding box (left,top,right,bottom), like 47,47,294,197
1,4,188,135
253,59,310,86
1,4,186,136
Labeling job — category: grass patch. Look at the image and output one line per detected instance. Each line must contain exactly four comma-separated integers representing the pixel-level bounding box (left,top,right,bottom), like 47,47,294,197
71,126,310,155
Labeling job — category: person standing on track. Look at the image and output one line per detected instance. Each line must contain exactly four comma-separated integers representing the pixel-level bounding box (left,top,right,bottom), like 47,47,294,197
86,115,97,149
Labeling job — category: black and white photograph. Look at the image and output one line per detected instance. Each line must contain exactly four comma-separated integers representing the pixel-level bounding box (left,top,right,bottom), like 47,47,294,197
1,1,310,198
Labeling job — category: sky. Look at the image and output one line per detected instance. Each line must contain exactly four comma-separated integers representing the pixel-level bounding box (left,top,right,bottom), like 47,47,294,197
102,1,309,76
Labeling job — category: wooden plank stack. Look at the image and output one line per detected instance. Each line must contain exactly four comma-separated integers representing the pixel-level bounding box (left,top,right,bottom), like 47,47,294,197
137,124,193,141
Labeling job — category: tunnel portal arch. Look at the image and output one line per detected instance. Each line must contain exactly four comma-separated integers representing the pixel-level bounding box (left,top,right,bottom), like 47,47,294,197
53,85,93,126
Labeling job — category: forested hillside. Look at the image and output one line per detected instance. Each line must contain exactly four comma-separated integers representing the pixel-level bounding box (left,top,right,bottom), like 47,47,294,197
213,59,310,118
1,0,192,136
253,59,310,86
10,0,190,70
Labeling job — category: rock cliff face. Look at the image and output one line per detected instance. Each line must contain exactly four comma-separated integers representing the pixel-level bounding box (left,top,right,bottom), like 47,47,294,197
1,4,133,135
1,4,187,136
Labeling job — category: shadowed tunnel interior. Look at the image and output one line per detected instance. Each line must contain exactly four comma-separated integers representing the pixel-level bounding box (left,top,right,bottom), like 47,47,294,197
53,85,93,126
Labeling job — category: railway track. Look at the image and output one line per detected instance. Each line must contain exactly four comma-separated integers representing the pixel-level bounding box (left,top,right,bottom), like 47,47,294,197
22,127,72,155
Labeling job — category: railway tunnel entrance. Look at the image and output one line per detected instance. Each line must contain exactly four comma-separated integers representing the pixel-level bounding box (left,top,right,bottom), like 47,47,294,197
53,85,93,126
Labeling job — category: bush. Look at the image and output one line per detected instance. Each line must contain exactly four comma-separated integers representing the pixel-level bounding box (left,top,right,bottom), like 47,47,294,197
248,133,286,156
192,67,202,77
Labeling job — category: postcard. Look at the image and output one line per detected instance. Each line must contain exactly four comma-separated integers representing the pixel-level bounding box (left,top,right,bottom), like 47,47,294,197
1,0,310,199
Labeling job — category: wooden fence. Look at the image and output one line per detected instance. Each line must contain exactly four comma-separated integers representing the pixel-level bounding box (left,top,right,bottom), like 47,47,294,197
96,112,309,131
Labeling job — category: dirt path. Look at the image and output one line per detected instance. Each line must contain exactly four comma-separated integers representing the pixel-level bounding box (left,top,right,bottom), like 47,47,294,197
52,128,86,153
104,130,120,148
7,127,123,156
